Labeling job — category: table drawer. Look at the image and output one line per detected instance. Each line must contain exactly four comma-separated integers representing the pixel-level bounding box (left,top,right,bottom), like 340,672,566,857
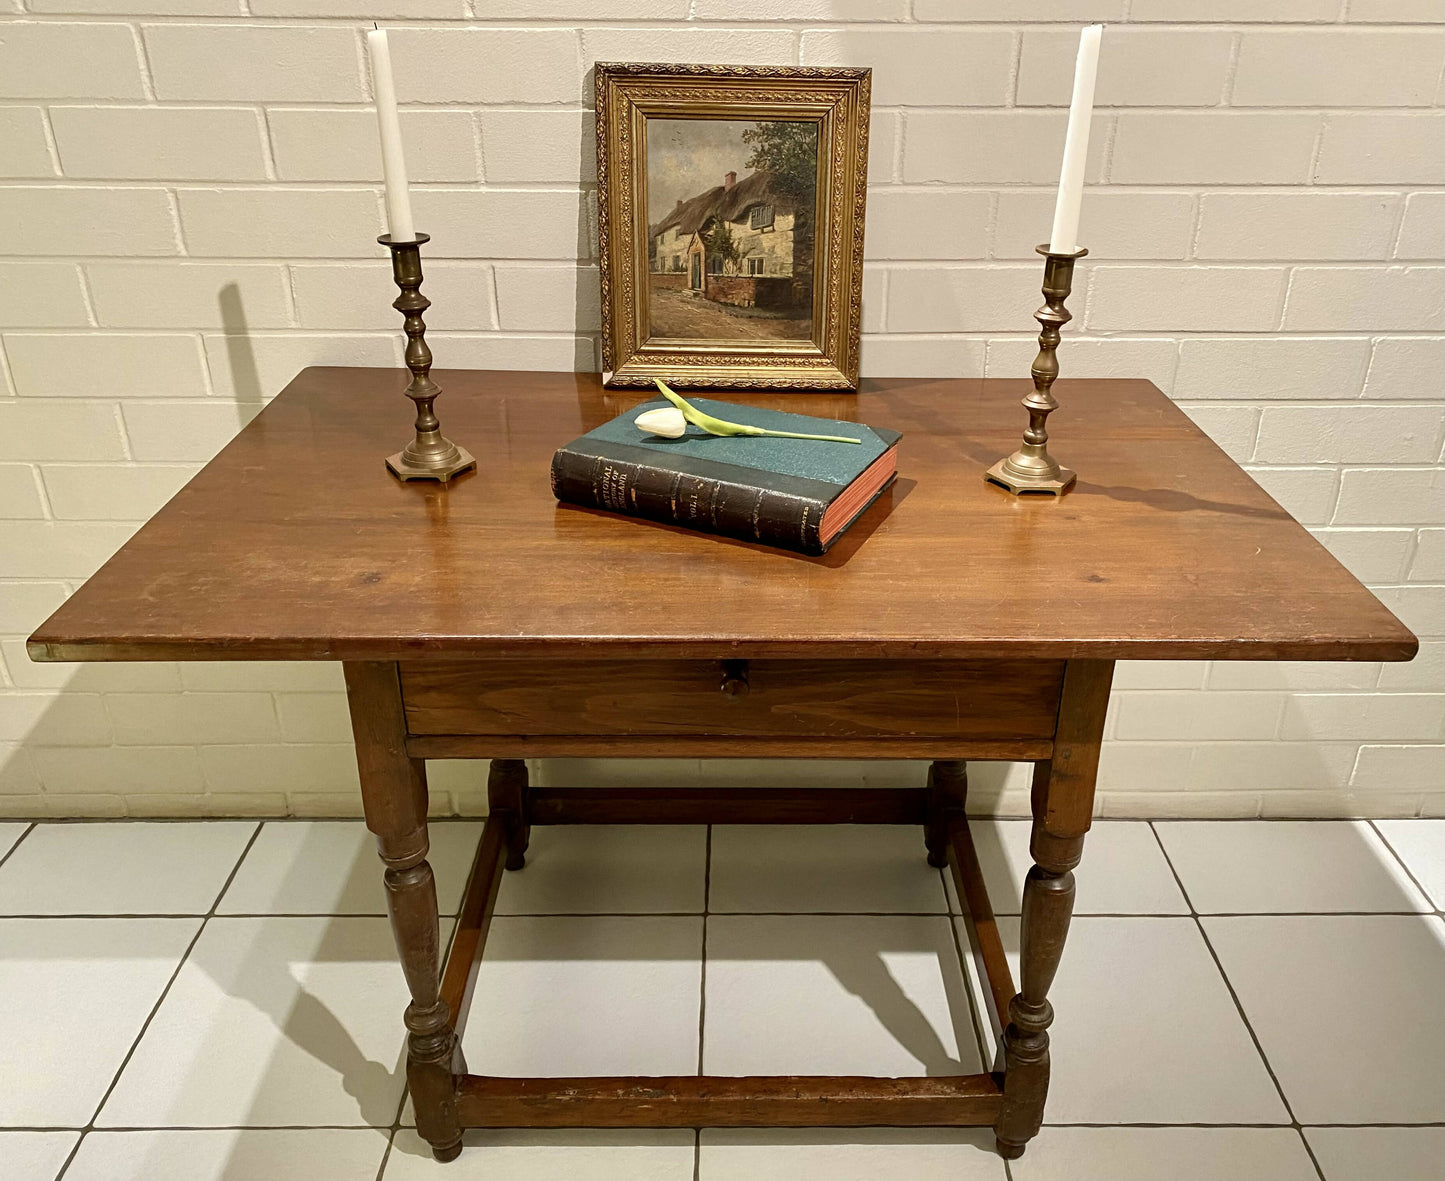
399,659,1065,741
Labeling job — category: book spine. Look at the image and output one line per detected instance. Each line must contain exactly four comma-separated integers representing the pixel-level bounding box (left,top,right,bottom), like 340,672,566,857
550,447,826,555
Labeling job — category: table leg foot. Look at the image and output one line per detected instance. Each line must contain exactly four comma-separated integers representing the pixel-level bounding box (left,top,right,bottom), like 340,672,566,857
996,1136,1026,1160
924,759,967,868
488,757,530,871
431,1136,464,1163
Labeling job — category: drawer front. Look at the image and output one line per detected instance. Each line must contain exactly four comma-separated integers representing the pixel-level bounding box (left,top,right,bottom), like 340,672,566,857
399,659,1064,741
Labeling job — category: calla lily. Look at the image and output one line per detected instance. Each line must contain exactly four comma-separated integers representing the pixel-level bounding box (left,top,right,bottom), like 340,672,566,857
652,378,861,444
635,406,688,438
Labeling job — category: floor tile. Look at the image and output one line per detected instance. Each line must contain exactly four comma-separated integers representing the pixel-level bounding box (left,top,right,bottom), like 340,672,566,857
1374,819,1445,908
0,918,199,1126
708,825,948,914
0,821,256,915
699,1129,1006,1180
460,916,701,1077
495,825,706,915
0,822,30,861
98,916,414,1128
0,1132,80,1181
1010,1128,1318,1181
1155,820,1432,913
703,915,982,1077
385,1130,696,1179
64,1129,390,1181
217,820,482,916
1304,1127,1445,1181
949,820,1188,916
1204,914,1445,1123
962,916,1288,1123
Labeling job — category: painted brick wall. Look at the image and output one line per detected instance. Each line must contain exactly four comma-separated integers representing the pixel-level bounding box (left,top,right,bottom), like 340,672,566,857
1,1,1441,820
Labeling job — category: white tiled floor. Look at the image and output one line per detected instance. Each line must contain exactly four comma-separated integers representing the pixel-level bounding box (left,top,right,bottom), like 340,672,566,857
0,817,1442,1181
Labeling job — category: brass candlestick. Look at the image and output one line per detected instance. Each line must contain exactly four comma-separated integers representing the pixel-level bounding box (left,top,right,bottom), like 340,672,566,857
985,244,1088,496
379,232,475,483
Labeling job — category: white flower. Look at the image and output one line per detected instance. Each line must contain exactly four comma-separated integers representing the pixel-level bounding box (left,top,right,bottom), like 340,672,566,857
635,406,688,438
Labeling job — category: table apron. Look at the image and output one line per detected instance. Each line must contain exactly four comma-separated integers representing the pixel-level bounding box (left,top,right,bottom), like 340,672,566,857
397,657,1067,754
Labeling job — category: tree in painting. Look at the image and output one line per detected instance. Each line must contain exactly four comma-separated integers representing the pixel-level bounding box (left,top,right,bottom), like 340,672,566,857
742,120,817,309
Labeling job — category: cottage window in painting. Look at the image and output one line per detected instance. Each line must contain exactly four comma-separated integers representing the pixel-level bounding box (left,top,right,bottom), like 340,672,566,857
645,118,819,341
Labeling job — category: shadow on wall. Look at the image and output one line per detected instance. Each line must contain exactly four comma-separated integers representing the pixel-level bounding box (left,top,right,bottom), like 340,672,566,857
0,280,289,815
218,282,266,414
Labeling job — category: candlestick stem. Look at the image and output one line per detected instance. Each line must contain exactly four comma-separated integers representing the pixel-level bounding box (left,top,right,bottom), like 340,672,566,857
985,244,1087,497
379,233,475,483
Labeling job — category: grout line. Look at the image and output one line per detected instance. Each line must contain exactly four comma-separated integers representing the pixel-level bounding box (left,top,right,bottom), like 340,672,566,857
9,907,1438,919
16,1123,416,1132
1146,822,1329,1181
204,820,262,912
1365,818,1439,910
54,819,267,1181
0,911,472,920
1042,1119,1445,1128
373,1128,396,1181
0,822,37,872
7,1117,1439,1134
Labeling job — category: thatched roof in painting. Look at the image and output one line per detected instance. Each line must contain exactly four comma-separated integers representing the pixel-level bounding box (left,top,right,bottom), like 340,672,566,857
650,171,792,238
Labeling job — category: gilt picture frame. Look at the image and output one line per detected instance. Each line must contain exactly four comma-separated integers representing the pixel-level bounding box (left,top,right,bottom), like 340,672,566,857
595,62,871,391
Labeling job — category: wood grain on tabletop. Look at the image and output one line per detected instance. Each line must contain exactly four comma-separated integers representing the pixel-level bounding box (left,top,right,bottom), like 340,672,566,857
27,367,1416,664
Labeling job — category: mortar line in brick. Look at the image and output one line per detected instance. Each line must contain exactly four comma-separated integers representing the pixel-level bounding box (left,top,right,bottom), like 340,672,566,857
1221,29,1243,108
26,463,56,522
279,264,301,330
1003,27,1022,110
253,107,280,184
28,106,63,180
0,338,18,402
128,24,157,104
469,110,487,185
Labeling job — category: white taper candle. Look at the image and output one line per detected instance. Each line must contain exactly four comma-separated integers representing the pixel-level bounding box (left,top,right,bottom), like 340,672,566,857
366,27,416,243
1047,24,1102,255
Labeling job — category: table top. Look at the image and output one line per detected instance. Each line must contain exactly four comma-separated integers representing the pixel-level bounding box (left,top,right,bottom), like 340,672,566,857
29,368,1415,665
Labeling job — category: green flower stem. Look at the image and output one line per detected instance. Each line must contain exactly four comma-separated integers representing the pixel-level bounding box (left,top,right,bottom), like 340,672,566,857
752,428,864,443
655,378,862,445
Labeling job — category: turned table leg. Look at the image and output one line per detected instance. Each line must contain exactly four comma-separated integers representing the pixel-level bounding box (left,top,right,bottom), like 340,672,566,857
995,659,1113,1160
925,759,968,868
488,757,530,871
345,661,462,1163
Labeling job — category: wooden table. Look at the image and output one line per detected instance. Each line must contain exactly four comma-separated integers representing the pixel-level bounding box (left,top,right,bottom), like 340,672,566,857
29,368,1415,1162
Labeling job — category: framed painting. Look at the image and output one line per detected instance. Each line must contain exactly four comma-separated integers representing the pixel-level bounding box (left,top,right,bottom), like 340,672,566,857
595,62,871,391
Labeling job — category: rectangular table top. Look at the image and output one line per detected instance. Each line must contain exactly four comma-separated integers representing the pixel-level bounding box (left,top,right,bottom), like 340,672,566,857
29,367,1416,665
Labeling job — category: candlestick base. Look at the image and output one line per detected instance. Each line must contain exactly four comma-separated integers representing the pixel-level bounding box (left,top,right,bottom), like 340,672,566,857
983,454,1076,496
985,244,1087,498
379,232,475,485
386,442,476,484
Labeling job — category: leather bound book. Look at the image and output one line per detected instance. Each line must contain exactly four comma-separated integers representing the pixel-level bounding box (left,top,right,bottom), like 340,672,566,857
551,396,901,555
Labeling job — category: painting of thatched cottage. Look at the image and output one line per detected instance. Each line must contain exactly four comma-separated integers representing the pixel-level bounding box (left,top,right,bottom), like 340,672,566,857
646,118,818,342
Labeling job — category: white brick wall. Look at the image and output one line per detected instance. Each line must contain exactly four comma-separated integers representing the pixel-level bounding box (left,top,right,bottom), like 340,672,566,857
1,1,1440,820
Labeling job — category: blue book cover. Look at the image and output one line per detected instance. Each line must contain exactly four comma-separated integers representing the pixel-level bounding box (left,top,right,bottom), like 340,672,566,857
551,396,901,555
